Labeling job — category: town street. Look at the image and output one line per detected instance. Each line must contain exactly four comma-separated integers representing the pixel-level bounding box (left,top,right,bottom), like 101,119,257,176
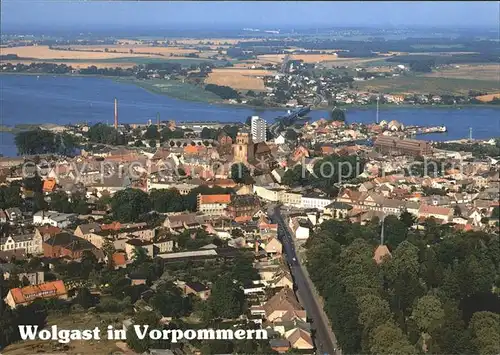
268,205,341,355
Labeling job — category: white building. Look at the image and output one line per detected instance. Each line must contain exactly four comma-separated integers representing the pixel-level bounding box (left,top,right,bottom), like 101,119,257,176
251,116,267,143
0,233,43,255
301,195,333,211
33,211,76,228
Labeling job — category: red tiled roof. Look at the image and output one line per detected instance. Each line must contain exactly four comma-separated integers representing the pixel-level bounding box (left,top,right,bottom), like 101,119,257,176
198,194,231,204
112,252,127,266
419,204,453,217
42,178,57,192
9,280,67,305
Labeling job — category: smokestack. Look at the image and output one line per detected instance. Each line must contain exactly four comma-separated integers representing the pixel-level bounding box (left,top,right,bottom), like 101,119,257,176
114,98,118,129
157,112,160,130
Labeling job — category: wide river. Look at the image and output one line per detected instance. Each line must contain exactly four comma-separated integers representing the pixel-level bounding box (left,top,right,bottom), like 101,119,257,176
1,74,499,156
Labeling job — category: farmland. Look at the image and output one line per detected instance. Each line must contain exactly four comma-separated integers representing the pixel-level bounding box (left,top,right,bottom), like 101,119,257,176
475,93,500,102
422,64,500,81
205,68,275,90
356,75,500,95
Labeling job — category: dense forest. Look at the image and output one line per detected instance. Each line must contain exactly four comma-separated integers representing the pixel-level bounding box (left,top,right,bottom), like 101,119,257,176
204,84,240,100
306,217,500,354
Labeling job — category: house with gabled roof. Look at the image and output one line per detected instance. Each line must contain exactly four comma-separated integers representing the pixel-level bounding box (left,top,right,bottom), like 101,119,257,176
263,286,306,323
4,280,68,309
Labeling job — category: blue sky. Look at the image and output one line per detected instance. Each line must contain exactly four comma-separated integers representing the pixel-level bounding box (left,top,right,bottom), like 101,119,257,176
2,1,499,31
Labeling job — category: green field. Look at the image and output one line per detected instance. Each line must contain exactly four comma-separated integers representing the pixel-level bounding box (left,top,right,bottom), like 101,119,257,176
356,75,500,95
115,77,222,103
18,56,224,67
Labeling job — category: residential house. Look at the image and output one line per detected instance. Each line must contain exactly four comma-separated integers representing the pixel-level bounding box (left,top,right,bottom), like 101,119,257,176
163,213,204,232
180,281,211,300
33,211,76,228
43,232,99,260
285,328,314,350
279,191,302,208
197,194,231,215
4,280,68,309
323,201,353,220
125,239,154,261
17,271,45,285
418,205,454,222
269,269,294,289
227,194,260,219
0,232,42,255
301,193,333,210
264,237,282,255
289,217,311,240
153,236,175,255
263,287,307,322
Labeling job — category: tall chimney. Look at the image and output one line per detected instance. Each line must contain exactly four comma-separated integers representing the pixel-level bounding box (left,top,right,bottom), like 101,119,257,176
114,98,118,129
157,112,160,130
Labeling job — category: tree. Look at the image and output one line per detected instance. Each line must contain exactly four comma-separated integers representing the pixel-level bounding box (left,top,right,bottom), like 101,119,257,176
74,287,94,310
282,165,309,187
468,311,500,355
399,211,416,229
412,295,445,351
205,275,244,320
370,321,418,355
150,282,192,317
110,188,151,222
230,163,252,184
330,108,346,122
87,123,124,146
383,215,408,249
144,125,159,140
15,130,78,155
132,247,151,265
357,294,392,332
126,310,161,353
150,188,185,213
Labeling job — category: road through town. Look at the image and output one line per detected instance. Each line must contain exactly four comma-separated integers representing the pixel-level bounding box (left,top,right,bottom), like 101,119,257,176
269,205,341,355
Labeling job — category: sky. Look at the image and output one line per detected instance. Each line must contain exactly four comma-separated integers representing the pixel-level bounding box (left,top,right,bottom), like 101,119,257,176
2,1,499,31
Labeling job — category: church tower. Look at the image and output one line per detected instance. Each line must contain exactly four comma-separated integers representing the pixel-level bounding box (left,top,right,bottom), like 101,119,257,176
233,132,254,163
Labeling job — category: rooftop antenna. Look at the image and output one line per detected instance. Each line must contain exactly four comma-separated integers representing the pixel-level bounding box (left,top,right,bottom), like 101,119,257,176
376,96,380,124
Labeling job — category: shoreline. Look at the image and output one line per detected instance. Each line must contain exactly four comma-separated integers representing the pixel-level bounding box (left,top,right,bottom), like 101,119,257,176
2,72,500,111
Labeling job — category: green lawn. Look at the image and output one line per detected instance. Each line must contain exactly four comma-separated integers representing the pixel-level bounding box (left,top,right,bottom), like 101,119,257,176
115,77,222,103
21,56,224,67
356,75,500,95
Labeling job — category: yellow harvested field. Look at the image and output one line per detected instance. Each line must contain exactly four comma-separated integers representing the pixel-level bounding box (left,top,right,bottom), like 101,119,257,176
475,93,500,102
205,68,275,91
1,45,165,59
257,54,286,64
60,45,199,56
423,64,500,81
257,53,355,64
291,53,339,62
